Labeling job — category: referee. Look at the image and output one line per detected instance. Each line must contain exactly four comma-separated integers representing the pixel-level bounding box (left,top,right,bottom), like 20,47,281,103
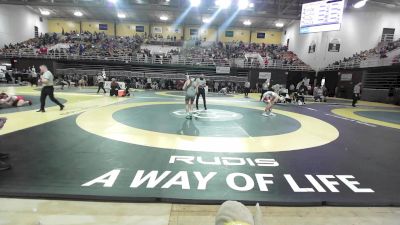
195,74,207,110
37,65,64,113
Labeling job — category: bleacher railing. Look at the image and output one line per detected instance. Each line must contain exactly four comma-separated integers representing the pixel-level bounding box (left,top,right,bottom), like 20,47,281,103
324,57,400,70
0,52,313,71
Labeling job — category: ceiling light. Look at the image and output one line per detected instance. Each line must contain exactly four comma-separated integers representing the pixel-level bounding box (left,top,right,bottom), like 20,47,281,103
202,18,211,23
160,16,169,21
190,0,201,7
74,11,83,17
117,13,126,18
238,0,249,9
353,0,367,8
40,10,50,16
243,20,251,26
108,0,118,3
249,2,254,7
275,22,284,27
215,0,232,9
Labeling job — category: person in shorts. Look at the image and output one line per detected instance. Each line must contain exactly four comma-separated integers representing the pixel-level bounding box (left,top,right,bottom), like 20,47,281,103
183,75,197,119
261,91,279,116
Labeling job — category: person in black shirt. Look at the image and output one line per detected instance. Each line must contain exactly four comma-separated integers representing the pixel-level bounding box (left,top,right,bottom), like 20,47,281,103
195,74,207,110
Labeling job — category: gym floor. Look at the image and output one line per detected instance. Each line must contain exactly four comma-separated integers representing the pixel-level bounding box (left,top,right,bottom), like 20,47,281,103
0,86,400,223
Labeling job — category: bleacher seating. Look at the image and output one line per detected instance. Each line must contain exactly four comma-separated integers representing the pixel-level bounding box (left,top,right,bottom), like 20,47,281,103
325,38,400,70
0,31,312,71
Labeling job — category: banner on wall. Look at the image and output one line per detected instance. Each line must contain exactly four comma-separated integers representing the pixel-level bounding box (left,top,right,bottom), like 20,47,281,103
257,33,266,39
259,72,271,80
308,42,316,53
152,27,162,34
328,38,341,52
225,31,234,37
190,29,199,35
99,24,108,30
136,26,145,32
216,67,230,74
168,27,181,33
328,43,341,52
340,73,352,81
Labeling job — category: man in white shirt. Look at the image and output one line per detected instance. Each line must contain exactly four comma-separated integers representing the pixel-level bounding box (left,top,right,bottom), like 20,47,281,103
97,73,106,94
259,80,269,101
102,68,107,79
37,65,64,112
31,66,38,87
352,82,362,107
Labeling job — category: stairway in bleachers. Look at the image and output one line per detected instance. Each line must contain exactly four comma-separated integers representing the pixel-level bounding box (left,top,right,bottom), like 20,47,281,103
364,71,400,89
362,70,400,103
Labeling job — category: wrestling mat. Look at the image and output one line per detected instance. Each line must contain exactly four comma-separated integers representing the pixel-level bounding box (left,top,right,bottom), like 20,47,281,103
0,86,399,206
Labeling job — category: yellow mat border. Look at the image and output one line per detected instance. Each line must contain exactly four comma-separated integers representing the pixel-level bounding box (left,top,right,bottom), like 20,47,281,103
332,108,400,130
76,101,339,153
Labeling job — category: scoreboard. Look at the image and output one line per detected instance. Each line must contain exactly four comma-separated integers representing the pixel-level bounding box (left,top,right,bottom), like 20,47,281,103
300,0,345,34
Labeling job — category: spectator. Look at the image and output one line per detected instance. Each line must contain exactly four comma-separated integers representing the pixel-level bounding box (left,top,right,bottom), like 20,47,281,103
352,82,362,107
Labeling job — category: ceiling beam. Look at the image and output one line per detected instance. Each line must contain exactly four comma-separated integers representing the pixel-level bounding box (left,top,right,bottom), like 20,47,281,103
279,0,299,16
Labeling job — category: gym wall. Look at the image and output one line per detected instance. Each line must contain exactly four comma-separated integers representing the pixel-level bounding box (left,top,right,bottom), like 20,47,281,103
282,4,400,70
250,30,282,44
0,4,48,47
48,19,80,33
149,24,184,40
81,21,115,36
46,19,282,44
116,23,150,36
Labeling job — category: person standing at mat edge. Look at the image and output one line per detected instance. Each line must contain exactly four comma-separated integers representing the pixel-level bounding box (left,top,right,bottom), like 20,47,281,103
244,80,250,98
260,80,269,101
37,65,64,112
97,73,106,94
195,74,207,110
352,82,362,107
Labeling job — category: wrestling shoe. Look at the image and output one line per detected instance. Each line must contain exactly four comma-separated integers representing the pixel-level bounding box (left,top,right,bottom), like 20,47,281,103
60,105,65,111
0,161,11,171
28,100,32,106
36,109,45,113
0,153,9,159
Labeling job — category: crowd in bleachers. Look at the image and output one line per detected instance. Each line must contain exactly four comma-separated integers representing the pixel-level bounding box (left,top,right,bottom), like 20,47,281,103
0,31,144,57
0,31,309,68
180,41,307,67
328,38,400,67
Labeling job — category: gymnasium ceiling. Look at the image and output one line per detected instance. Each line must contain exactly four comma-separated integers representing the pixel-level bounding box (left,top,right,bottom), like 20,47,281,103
0,0,399,29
